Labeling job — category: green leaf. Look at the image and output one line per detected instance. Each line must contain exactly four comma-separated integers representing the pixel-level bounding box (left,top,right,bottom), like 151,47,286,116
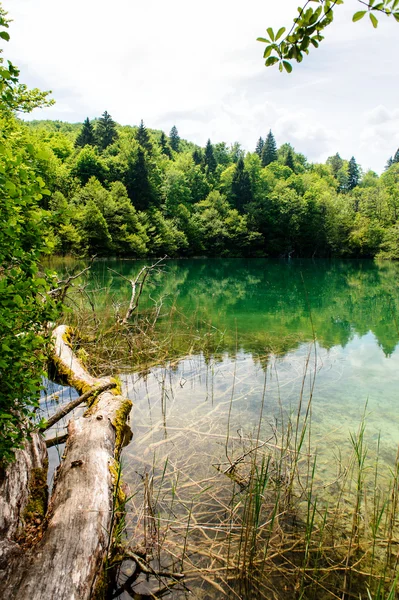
283,61,293,73
0,31,10,41
267,27,275,41
265,56,279,67
263,46,273,59
369,12,378,27
352,11,367,22
275,27,286,40
257,37,270,43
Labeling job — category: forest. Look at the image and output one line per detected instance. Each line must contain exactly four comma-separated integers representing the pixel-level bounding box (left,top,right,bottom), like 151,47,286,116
3,2,399,598
22,112,399,260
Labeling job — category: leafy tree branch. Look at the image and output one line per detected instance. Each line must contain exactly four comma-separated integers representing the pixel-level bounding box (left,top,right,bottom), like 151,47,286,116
258,0,399,72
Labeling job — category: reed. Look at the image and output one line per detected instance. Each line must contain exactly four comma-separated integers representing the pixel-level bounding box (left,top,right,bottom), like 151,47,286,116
48,263,399,600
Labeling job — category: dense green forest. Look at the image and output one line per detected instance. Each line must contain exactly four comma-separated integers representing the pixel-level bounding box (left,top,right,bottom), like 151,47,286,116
23,114,399,260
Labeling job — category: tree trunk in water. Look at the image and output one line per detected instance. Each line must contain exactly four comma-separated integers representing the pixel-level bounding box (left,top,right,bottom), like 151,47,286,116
0,325,132,600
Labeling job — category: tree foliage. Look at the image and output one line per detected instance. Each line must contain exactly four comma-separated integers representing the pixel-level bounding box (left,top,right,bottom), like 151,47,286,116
262,130,278,166
0,5,58,463
96,110,118,150
169,125,180,152
75,117,95,148
258,0,399,72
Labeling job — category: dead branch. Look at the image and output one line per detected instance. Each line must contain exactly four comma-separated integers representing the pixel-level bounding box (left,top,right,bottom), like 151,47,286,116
48,256,96,302
108,256,167,325
45,432,68,448
41,381,117,431
0,325,132,600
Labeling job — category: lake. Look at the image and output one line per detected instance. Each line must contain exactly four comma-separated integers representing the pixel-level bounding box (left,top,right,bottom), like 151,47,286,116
44,258,399,599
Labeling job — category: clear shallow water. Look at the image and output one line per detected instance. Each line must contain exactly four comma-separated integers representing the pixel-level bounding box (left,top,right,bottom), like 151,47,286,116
43,258,399,597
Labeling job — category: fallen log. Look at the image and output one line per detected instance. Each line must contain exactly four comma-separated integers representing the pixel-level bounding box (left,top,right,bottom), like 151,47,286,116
0,324,133,600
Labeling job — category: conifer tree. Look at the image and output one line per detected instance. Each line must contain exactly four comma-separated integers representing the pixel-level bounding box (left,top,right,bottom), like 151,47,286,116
348,156,360,190
95,110,118,150
192,148,203,165
124,148,154,211
204,139,217,173
159,131,172,157
136,119,152,152
393,148,399,164
385,156,394,170
261,130,278,166
169,125,180,152
285,148,295,171
231,157,253,212
75,117,95,148
255,137,264,157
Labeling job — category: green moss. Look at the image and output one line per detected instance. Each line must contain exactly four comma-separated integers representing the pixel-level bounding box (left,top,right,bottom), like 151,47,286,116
110,376,122,396
112,399,133,457
52,353,92,395
23,463,48,523
91,566,108,600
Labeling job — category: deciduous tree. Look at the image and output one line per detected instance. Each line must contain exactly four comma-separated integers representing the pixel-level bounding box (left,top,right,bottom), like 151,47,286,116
258,0,399,72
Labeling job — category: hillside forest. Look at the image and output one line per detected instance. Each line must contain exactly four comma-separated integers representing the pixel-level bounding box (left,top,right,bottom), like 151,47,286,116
20,113,399,260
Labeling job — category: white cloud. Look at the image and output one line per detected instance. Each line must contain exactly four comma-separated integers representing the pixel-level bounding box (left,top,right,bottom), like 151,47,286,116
5,0,399,172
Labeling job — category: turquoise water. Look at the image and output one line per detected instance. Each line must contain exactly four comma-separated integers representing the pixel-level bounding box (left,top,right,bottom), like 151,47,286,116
44,258,399,598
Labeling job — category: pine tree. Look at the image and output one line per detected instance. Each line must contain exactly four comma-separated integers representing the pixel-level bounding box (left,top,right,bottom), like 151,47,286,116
347,156,360,190
385,157,394,170
159,131,172,157
231,157,253,212
285,148,295,171
169,125,180,152
204,139,217,173
136,119,152,152
393,148,399,163
192,148,203,165
261,130,277,166
124,148,154,211
255,137,264,158
75,117,95,148
95,111,118,151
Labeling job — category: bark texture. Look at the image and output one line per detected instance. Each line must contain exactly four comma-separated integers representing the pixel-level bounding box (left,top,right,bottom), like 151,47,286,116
0,434,47,569
0,325,132,600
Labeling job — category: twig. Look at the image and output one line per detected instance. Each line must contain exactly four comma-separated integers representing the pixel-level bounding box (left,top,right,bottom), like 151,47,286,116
49,256,96,302
46,432,68,448
124,551,185,580
40,381,116,431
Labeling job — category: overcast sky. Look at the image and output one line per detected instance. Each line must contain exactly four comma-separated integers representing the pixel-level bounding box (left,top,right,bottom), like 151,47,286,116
5,0,399,172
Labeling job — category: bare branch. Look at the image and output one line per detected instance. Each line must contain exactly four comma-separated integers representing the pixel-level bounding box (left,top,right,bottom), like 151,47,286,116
40,381,116,431
49,256,96,302
108,256,167,325
45,432,68,448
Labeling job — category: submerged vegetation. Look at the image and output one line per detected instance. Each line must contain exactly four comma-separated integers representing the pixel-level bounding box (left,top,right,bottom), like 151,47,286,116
42,258,399,599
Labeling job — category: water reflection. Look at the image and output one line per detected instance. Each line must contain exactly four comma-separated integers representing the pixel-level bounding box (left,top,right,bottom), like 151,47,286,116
116,337,399,598
81,258,399,358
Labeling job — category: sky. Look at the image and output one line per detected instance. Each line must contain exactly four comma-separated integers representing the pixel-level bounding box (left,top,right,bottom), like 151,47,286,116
4,0,399,173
